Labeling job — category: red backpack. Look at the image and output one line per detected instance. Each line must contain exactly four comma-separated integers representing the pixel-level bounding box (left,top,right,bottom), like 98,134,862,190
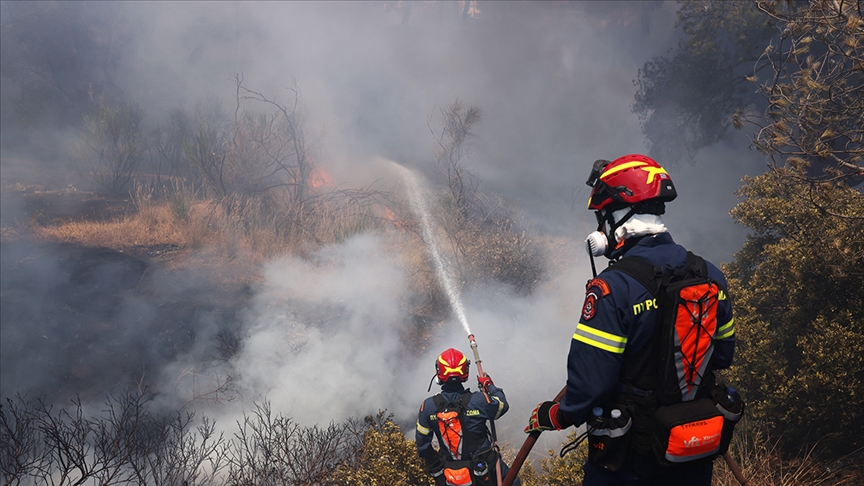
593,251,744,468
431,392,497,485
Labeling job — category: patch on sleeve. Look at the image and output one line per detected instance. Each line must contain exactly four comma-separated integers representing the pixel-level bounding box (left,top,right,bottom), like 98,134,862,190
586,277,611,296
581,278,609,321
581,291,599,321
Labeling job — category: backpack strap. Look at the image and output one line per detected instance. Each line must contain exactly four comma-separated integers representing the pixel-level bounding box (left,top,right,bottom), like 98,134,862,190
605,256,666,392
432,390,473,413
459,390,473,410
432,393,446,411
684,251,708,279
608,256,666,297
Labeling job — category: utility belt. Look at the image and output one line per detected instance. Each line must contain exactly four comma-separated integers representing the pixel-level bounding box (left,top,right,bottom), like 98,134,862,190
432,447,499,486
586,383,745,471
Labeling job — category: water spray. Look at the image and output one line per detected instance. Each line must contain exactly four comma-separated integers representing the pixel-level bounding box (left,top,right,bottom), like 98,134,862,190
396,163,471,335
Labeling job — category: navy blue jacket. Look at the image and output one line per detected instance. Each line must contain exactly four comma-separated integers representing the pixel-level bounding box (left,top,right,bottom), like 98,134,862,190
416,381,509,461
559,232,735,426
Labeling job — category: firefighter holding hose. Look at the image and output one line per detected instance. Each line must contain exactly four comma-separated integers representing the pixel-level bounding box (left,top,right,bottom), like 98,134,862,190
521,155,741,486
417,347,521,486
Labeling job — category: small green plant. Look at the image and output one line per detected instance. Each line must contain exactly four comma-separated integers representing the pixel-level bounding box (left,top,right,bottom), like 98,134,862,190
130,181,154,213
168,179,197,222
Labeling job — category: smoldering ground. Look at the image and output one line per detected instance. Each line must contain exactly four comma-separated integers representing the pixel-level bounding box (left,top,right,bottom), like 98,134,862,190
2,0,761,455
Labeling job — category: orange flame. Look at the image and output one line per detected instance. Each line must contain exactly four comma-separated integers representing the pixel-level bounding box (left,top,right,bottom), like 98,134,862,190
309,169,332,189
381,206,409,230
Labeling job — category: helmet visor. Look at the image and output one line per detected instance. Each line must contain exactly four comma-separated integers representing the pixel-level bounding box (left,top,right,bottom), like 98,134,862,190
586,159,610,188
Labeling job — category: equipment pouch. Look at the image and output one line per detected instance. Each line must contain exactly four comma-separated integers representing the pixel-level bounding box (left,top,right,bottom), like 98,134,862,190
587,406,633,472
469,447,498,485
442,462,474,486
652,398,724,466
710,384,745,455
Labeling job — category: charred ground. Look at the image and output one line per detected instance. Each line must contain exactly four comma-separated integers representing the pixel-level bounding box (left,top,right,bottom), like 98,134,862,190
0,187,254,405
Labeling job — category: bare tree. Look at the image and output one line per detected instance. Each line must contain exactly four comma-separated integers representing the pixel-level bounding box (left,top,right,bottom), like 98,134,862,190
427,100,544,294
126,411,226,486
1,392,229,486
1,396,45,486
146,108,199,193
33,396,105,486
237,76,315,208
184,101,232,199
225,401,356,486
433,100,483,220
76,100,146,195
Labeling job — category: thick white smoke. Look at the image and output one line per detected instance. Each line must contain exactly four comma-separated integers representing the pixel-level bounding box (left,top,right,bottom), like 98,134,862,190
2,1,762,457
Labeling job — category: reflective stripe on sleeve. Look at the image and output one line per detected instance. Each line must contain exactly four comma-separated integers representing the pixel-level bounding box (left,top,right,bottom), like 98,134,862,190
716,318,735,340
573,323,627,354
416,421,431,436
492,396,505,420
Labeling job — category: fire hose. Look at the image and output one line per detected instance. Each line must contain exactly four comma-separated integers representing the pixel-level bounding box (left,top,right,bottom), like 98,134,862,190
467,334,504,486
500,386,566,486
500,386,749,486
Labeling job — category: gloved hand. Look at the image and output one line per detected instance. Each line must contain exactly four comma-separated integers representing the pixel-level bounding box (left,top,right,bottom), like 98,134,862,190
524,401,570,433
477,375,494,390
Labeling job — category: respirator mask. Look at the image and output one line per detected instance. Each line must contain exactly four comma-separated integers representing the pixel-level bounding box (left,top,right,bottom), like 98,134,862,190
584,207,638,260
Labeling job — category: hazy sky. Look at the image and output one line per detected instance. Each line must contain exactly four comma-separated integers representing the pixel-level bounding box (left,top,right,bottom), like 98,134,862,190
1,0,766,459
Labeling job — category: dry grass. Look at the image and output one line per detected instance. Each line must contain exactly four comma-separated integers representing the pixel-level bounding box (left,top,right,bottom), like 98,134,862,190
713,426,863,486
27,190,387,268
34,203,196,249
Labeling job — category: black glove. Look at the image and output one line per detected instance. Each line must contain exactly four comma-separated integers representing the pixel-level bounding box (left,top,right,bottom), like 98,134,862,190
524,401,571,433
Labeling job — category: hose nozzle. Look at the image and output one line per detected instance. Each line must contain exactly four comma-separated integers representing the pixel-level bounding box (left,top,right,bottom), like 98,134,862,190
468,334,477,349
467,334,485,377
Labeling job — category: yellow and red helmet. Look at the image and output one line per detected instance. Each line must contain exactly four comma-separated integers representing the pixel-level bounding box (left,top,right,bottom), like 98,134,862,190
586,154,677,212
436,348,470,383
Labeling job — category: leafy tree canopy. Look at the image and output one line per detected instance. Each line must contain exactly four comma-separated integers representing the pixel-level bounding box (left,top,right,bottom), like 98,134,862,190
742,0,864,184
633,0,793,163
724,159,864,458
643,0,864,461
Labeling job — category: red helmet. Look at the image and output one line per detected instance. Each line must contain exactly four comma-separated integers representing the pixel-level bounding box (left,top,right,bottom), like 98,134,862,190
586,154,677,212
436,348,470,383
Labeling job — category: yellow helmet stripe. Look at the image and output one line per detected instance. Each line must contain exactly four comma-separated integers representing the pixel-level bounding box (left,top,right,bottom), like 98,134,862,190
640,166,668,184
438,355,467,366
600,161,648,179
438,354,467,375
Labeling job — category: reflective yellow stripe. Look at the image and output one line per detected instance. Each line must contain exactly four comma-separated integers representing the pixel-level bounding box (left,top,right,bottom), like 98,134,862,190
493,396,505,420
573,323,627,354
600,161,647,179
416,421,431,436
716,318,735,340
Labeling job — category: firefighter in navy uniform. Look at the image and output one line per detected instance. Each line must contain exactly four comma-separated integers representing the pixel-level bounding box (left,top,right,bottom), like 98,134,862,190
524,155,736,486
417,348,521,486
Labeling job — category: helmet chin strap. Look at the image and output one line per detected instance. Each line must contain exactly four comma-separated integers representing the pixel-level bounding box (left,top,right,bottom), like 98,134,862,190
600,207,638,259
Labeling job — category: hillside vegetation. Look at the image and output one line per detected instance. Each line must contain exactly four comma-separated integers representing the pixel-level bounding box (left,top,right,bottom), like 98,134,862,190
2,0,863,484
